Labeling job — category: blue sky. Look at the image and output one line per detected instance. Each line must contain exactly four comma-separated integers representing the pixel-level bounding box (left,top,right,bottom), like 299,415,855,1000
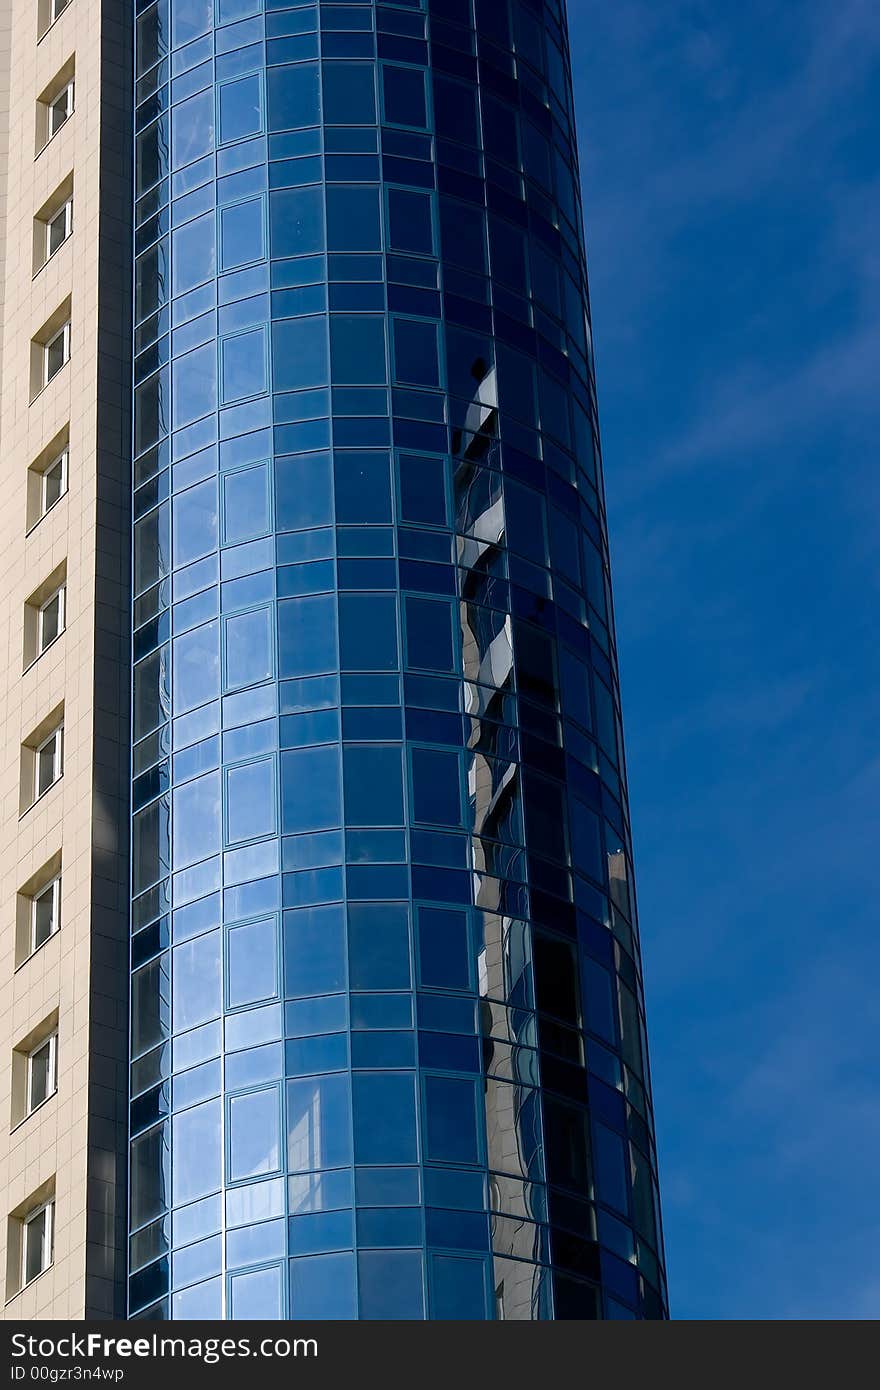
569,0,880,1318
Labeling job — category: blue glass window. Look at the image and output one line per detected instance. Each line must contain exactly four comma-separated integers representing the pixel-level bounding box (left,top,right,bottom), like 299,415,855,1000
221,327,268,403
225,607,274,690
287,1073,352,1172
272,316,329,392
173,213,215,297
382,66,427,128
267,63,320,132
290,1252,356,1320
348,902,411,991
323,63,376,125
228,1088,282,1182
411,747,462,826
430,1254,488,1320
353,1073,417,1164
222,463,271,545
230,1265,284,1320
172,1100,222,1206
334,451,391,524
326,186,381,252
269,186,325,260
276,451,333,531
358,1250,424,1320
393,318,440,388
172,771,221,868
387,188,434,257
219,74,263,145
227,917,279,1009
417,906,470,990
404,597,454,672
423,1075,480,1165
344,745,403,826
282,746,342,833
339,594,398,671
330,316,387,386
278,594,337,677
173,931,221,1033
225,758,276,843
173,621,219,714
284,903,346,997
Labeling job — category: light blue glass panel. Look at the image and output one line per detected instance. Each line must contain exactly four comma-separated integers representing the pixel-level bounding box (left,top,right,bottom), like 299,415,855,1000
230,1264,284,1319
172,1099,222,1206
287,1073,351,1172
228,1087,282,1182
224,606,274,691
221,327,268,403
172,770,221,868
172,930,222,1032
227,916,279,1009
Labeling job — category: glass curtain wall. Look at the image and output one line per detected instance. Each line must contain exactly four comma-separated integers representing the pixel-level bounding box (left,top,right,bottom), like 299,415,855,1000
128,0,667,1321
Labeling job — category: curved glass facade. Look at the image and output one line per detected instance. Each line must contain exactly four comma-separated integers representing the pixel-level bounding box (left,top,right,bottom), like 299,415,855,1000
128,0,667,1321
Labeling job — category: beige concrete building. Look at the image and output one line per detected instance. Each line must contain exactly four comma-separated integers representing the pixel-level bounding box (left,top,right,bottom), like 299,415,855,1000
0,0,130,1320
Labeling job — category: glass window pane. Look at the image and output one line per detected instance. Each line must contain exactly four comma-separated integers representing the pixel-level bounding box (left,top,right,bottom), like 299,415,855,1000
281,746,342,833
225,607,273,690
219,73,263,144
230,1264,284,1320
343,745,403,826
411,747,462,826
173,930,221,1032
339,594,398,672
272,316,328,392
323,63,376,125
222,463,270,544
267,63,320,133
352,1073,417,1164
172,1099,222,1205
226,757,276,843
228,916,278,1009
220,197,266,271
278,594,337,677
387,189,433,256
348,902,411,991
330,316,387,386
172,770,221,868
326,186,380,252
269,186,324,259
423,1074,480,1164
228,1088,281,1181
358,1249,424,1320
287,1073,352,1172
284,904,345,997
289,1252,356,1320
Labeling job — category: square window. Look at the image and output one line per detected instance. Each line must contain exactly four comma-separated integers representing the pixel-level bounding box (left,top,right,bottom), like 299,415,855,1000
222,463,271,545
334,452,391,525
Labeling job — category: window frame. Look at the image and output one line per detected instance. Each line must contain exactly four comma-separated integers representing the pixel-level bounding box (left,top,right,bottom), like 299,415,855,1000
44,197,73,264
43,322,70,388
39,448,68,520
21,1200,54,1289
50,0,70,24
47,80,74,140
26,1032,58,1116
34,724,63,800
36,585,66,657
31,875,61,955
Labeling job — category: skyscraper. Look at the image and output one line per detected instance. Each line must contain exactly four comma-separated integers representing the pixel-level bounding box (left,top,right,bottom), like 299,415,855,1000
1,0,667,1322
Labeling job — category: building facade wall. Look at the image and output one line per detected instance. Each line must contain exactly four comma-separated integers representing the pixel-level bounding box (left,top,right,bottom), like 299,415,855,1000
0,0,130,1320
128,0,667,1320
